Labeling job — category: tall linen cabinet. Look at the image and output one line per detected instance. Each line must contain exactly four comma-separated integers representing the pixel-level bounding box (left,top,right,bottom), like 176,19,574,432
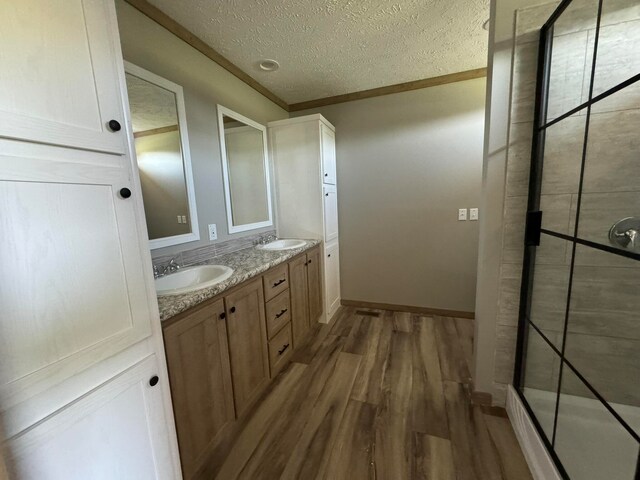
268,115,341,322
0,0,180,477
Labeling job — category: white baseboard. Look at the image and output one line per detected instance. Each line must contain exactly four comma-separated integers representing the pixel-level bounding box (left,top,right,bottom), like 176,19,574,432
506,385,562,480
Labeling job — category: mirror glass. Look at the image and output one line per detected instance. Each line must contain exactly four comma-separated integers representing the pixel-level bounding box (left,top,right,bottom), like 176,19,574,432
218,106,272,233
125,62,199,249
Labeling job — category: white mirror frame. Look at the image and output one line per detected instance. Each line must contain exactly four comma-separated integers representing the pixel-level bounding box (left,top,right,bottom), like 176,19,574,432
217,105,273,234
124,61,200,250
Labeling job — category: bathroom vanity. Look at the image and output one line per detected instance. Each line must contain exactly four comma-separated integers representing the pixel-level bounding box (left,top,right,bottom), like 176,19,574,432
159,242,322,479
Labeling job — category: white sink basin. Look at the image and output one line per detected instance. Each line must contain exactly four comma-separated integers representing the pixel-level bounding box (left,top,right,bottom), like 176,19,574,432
155,265,233,296
258,239,307,251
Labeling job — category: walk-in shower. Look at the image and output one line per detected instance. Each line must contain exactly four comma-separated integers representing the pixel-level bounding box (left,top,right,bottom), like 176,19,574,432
514,0,640,478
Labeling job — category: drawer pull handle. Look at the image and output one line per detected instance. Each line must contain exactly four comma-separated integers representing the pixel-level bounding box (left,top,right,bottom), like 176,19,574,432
278,343,290,355
273,278,286,287
275,309,288,318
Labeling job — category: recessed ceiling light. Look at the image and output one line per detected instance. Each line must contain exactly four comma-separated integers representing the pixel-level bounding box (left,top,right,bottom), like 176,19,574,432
258,59,280,72
482,19,490,31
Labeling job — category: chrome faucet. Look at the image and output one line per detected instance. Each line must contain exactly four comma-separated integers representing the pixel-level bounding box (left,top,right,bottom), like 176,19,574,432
256,234,277,246
153,257,180,279
609,217,640,251
167,258,180,273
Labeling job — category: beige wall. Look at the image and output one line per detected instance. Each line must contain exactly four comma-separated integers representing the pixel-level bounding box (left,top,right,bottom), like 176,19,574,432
115,0,288,258
135,130,191,240
294,79,486,313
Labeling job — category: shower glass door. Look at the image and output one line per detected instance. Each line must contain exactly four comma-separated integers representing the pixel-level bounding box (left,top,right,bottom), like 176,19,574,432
514,0,640,478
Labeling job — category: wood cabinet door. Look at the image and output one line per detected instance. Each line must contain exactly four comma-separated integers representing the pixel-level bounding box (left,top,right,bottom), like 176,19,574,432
1,0,127,154
4,355,178,480
306,247,324,323
325,242,341,319
289,255,310,348
320,123,336,185
224,280,269,416
163,300,235,478
323,184,339,242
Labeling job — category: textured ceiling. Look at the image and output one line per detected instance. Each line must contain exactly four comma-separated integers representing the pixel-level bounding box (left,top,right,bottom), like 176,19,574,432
146,0,490,104
125,73,178,132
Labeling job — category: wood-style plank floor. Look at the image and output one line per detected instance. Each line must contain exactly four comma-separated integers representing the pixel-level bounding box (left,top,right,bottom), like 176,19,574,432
213,307,532,480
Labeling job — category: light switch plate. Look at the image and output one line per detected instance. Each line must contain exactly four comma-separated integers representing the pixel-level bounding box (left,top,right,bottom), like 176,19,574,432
458,208,468,221
470,208,479,221
208,224,218,241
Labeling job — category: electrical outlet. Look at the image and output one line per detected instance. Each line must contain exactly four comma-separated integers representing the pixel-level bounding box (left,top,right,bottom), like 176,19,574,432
470,208,479,221
208,224,217,241
181,215,187,224
458,208,468,221
177,215,182,224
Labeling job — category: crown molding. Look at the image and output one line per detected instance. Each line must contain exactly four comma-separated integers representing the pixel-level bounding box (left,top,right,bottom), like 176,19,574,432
124,0,289,111
123,1,487,115
288,68,487,112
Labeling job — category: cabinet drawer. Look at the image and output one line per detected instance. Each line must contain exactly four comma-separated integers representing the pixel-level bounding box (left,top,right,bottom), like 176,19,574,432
268,323,293,377
263,264,289,301
265,289,291,339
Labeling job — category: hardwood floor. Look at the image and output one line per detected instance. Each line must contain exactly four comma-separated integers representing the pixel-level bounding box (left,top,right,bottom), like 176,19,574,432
211,307,532,480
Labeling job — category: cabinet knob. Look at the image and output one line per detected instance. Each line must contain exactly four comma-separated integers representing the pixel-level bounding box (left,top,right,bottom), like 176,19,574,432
219,312,226,320
325,193,329,196
308,259,312,264
328,254,331,257
324,173,328,177
108,119,122,132
119,187,132,199
230,306,236,313
149,375,159,387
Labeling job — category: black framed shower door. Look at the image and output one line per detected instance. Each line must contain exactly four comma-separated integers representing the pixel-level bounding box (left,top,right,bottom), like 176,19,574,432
513,0,640,478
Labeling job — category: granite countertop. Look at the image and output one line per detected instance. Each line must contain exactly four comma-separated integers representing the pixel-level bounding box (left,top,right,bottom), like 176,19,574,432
157,239,321,321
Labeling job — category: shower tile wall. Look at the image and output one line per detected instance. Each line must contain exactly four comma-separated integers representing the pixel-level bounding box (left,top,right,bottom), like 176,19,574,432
493,0,640,407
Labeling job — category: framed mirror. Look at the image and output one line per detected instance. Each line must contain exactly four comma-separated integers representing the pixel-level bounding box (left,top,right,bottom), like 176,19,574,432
124,62,199,249
217,105,273,234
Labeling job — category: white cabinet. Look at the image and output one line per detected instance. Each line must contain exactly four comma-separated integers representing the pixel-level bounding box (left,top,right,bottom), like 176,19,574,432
5,355,177,480
321,124,336,185
323,185,339,242
269,114,341,321
0,0,180,477
0,0,128,155
324,242,341,319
